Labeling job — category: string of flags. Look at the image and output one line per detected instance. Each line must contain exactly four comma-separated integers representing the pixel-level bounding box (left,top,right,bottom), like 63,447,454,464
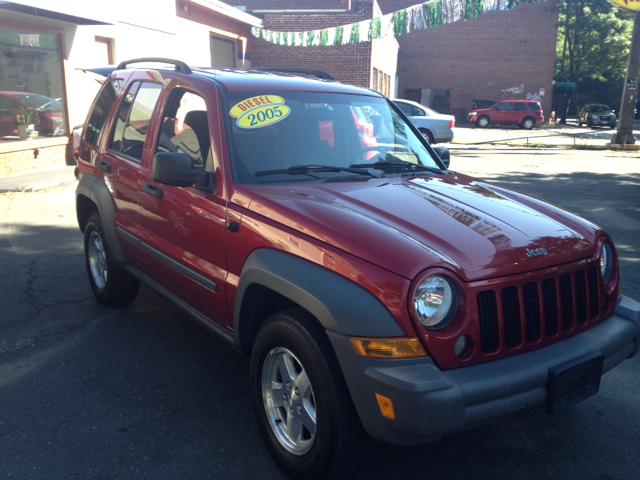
250,0,544,46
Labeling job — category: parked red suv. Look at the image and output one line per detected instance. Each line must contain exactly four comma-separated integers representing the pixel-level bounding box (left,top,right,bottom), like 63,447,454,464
75,59,639,480
468,99,544,129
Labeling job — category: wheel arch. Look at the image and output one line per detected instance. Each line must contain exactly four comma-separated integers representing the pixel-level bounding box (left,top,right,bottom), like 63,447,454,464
234,248,404,356
76,173,126,263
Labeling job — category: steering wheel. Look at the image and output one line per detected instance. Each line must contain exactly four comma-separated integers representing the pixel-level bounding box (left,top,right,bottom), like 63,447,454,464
352,146,387,162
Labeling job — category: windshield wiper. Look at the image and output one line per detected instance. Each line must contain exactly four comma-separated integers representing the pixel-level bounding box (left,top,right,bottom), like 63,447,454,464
350,160,441,174
255,164,382,178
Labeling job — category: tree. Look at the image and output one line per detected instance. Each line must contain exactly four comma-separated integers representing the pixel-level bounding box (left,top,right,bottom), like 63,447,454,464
554,0,634,121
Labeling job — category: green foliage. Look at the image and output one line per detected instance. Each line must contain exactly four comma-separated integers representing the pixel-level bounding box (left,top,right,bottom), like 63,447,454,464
555,0,634,108
14,105,39,126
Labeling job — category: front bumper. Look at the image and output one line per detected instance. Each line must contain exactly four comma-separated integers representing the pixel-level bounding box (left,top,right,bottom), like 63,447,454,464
328,295,640,446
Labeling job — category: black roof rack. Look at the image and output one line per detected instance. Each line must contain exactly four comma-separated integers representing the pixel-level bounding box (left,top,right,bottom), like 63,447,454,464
249,66,336,81
116,58,192,74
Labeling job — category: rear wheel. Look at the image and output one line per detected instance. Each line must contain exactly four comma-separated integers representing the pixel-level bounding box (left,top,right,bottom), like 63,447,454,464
521,117,535,130
84,213,139,306
419,129,434,144
476,116,490,128
251,309,370,480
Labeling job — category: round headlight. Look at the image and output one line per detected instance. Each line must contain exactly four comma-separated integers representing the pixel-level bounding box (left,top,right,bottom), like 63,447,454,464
600,243,613,283
414,275,456,329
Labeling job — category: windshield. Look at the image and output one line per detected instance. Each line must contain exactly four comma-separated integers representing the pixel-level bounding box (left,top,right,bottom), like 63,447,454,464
15,94,62,113
224,91,442,184
590,105,612,114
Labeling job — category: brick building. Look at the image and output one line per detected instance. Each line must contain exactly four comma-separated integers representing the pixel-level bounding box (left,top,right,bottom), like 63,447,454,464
242,0,399,96
237,0,558,120
380,0,558,119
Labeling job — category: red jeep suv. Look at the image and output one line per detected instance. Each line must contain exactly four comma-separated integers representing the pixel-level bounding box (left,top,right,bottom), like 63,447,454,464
75,59,639,480
468,99,544,129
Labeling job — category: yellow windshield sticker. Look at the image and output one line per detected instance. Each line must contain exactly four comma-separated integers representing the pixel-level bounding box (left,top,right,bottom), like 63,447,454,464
237,104,291,129
229,95,285,118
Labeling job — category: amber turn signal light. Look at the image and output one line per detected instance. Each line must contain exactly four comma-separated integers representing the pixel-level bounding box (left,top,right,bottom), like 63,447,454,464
349,337,427,359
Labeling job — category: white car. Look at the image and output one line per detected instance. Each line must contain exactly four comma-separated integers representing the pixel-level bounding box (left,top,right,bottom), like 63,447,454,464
393,99,455,144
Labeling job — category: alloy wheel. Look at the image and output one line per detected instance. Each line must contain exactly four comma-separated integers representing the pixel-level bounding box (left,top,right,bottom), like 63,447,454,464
262,347,317,455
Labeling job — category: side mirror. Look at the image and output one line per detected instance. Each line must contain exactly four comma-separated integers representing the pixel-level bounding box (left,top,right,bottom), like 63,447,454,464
152,152,215,193
433,146,450,169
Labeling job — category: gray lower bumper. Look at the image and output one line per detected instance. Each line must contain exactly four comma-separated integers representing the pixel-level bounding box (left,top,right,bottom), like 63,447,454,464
328,295,640,446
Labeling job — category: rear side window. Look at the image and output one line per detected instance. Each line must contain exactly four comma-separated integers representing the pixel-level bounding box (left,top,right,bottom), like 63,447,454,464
109,81,162,162
84,80,123,146
513,102,527,111
396,102,414,116
527,103,541,111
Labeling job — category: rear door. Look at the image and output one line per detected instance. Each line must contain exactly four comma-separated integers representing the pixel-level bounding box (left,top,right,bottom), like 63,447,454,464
512,101,528,123
98,74,163,237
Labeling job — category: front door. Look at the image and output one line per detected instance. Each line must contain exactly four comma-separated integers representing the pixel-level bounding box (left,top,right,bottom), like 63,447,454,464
137,79,231,326
493,102,514,124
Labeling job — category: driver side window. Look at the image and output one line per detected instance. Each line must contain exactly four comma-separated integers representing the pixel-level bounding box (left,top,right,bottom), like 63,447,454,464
155,89,211,172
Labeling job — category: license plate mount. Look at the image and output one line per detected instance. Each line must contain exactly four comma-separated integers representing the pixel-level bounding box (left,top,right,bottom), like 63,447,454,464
547,351,604,414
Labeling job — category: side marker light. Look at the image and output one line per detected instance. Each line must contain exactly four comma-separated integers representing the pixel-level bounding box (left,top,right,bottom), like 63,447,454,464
375,393,396,420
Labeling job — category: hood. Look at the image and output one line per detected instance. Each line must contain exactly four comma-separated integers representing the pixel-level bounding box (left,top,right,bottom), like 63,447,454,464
241,174,600,282
471,107,493,114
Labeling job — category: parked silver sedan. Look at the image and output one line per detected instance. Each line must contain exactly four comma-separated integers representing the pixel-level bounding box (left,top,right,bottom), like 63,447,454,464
393,99,455,144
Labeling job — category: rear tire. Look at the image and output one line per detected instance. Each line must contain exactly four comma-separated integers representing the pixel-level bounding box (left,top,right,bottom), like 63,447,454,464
420,129,434,144
251,308,370,480
521,117,535,130
84,213,140,306
476,116,490,128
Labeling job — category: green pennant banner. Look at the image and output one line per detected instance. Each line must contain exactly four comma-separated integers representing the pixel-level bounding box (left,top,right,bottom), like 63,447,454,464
251,0,547,46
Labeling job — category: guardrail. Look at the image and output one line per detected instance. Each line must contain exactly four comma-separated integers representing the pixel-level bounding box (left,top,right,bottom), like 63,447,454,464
463,129,615,148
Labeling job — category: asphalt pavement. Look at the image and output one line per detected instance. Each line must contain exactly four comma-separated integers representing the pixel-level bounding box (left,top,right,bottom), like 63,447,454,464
1,147,638,480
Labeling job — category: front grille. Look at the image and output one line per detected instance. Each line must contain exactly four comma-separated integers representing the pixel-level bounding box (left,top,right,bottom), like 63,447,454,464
477,264,601,353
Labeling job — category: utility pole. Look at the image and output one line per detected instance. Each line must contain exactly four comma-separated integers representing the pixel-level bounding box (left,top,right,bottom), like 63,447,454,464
614,12,640,145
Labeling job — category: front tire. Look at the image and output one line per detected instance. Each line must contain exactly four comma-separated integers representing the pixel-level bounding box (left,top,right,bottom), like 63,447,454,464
84,213,140,306
476,116,490,128
251,309,370,480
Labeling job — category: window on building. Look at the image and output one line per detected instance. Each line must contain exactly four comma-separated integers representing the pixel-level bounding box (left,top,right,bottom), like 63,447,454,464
109,81,162,162
94,36,114,64
211,35,236,67
372,68,391,97
0,22,67,143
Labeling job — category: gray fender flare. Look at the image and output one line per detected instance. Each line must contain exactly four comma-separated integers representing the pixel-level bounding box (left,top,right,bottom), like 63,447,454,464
233,248,404,342
76,173,126,263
